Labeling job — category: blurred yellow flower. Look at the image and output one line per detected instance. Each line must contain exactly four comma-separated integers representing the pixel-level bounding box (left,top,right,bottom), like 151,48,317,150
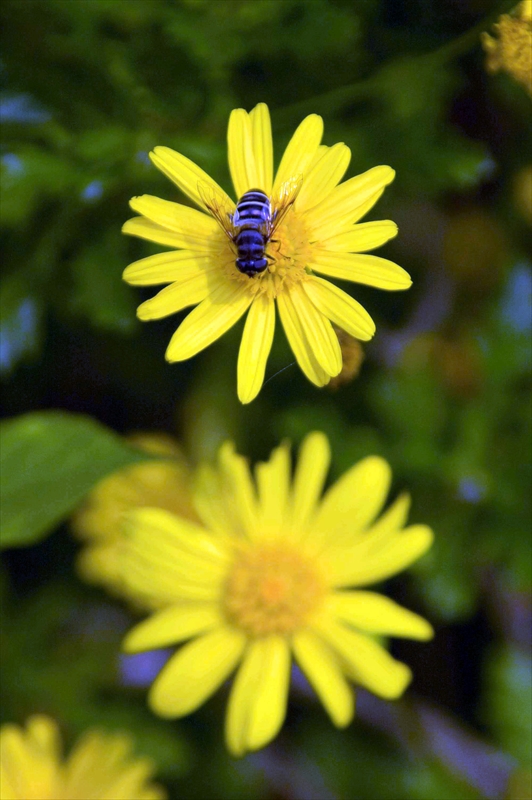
513,164,532,224
123,103,410,403
72,432,198,607
328,328,365,390
120,432,433,756
0,716,166,800
481,1,532,95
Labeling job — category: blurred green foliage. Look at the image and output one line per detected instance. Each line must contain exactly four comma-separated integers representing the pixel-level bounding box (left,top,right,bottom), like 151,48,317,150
0,411,149,548
0,0,530,798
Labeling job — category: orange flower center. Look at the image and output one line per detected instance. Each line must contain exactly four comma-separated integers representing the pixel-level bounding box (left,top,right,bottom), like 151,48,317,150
223,543,325,636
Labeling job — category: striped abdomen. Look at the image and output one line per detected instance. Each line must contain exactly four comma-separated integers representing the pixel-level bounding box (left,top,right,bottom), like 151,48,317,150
233,189,271,276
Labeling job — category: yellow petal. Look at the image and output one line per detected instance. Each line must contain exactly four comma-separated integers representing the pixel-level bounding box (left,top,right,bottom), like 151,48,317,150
100,760,161,800
0,765,17,800
123,251,215,287
276,290,330,387
193,463,234,539
150,146,235,212
136,267,216,320
328,591,434,640
26,716,61,762
123,216,215,251
165,280,252,362
310,191,390,241
218,441,259,538
255,441,291,536
122,508,226,603
123,604,222,652
273,114,324,196
237,293,275,404
329,524,434,588
303,277,375,341
365,492,411,540
0,724,29,773
64,730,159,800
309,252,412,291
63,731,114,794
127,508,226,562
225,636,290,757
305,165,395,236
123,557,219,604
316,617,412,699
0,723,56,799
228,108,258,200
311,456,391,543
289,283,342,376
292,630,354,727
296,142,351,214
250,103,273,194
149,627,246,717
307,144,329,171
129,195,217,240
322,220,398,252
291,432,330,530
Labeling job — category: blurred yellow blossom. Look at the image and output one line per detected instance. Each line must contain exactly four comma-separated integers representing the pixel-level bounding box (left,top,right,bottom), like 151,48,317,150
513,165,532,224
481,1,532,95
328,328,365,390
0,716,166,800
72,432,198,606
119,432,433,756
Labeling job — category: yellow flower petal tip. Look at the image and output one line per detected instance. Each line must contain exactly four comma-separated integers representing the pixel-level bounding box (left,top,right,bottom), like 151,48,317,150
123,105,408,401
0,716,167,800
119,433,433,756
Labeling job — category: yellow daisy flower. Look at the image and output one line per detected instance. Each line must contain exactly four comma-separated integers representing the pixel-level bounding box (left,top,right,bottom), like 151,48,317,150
120,432,434,757
71,432,198,608
123,104,411,403
481,1,532,96
0,716,166,800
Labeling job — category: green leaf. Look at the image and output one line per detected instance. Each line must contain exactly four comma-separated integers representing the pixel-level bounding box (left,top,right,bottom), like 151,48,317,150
0,411,148,549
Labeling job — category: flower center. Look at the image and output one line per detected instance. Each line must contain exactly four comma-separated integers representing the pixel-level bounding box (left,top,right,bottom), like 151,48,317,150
223,543,325,636
219,205,314,300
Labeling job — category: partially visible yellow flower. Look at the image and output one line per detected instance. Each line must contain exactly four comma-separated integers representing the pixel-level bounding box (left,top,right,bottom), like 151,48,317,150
72,432,198,606
120,433,433,757
513,164,532,224
328,328,365,390
123,103,411,403
0,716,166,800
481,2,532,95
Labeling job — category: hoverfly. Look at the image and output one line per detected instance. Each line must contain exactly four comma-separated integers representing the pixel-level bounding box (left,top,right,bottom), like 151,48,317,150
198,176,302,277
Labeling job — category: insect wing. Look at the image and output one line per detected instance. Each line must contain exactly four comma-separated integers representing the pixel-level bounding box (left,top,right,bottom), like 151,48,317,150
269,174,303,237
197,180,235,241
